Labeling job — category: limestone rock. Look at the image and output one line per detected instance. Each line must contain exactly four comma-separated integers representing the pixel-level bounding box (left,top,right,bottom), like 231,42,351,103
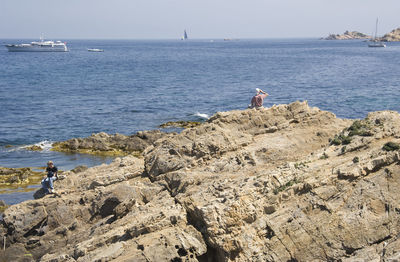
381,27,400,42
51,130,170,157
323,31,370,40
2,102,400,261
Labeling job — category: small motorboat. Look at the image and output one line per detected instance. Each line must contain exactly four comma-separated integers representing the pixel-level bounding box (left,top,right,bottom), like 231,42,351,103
88,48,104,52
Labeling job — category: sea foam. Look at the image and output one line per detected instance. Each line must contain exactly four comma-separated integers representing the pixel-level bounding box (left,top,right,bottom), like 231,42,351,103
20,140,53,151
194,112,209,120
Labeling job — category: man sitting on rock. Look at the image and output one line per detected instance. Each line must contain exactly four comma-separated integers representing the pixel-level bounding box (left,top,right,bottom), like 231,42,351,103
249,88,269,109
41,161,58,194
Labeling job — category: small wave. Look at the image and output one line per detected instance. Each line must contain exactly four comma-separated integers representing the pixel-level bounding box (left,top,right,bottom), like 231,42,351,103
194,112,210,120
20,140,53,151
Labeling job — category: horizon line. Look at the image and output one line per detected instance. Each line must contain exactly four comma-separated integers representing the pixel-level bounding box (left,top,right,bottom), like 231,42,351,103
0,36,328,41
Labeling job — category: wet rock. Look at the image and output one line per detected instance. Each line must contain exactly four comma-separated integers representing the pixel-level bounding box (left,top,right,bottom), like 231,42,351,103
159,120,202,129
51,130,170,157
0,199,7,213
0,166,42,186
24,145,43,151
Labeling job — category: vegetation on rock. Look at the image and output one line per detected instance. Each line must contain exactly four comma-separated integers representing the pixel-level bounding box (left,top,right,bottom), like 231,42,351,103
273,178,300,194
0,200,7,213
382,141,400,151
159,120,202,129
0,167,43,189
24,145,43,151
330,119,373,146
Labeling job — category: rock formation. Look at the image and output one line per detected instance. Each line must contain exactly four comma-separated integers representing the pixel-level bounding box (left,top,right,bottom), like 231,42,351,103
159,120,202,129
2,101,400,261
0,167,43,188
380,28,400,42
51,130,170,157
323,31,370,40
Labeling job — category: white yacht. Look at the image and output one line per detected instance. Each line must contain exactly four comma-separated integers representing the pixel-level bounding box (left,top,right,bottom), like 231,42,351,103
5,37,68,52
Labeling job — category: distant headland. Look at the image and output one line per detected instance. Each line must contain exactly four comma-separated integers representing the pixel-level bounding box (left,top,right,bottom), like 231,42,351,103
323,27,400,41
380,27,400,41
323,30,370,40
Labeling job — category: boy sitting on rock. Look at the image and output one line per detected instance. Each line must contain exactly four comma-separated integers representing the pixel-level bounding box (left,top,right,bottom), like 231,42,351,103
41,161,58,194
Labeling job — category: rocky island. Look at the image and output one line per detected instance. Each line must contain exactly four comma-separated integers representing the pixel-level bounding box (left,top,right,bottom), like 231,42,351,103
323,27,400,42
1,101,400,261
380,27,400,42
323,31,370,40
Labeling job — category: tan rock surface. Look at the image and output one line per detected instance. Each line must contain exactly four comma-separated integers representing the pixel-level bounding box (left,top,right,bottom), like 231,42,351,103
2,101,400,261
381,27,400,42
323,31,370,40
51,130,170,157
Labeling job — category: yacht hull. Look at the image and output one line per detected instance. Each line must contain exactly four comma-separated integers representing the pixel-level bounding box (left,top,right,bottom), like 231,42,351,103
368,43,386,48
5,45,68,52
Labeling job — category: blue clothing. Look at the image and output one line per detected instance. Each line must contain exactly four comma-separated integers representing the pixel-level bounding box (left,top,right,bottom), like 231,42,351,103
41,177,57,193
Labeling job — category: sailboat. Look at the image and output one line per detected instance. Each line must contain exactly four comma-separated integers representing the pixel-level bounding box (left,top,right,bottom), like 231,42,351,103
368,18,386,47
181,30,188,40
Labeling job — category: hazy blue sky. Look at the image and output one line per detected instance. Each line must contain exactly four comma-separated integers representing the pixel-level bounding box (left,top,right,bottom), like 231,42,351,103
1,0,399,39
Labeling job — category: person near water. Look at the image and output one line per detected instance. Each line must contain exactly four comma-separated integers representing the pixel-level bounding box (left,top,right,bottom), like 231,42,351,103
249,88,269,109
41,161,58,194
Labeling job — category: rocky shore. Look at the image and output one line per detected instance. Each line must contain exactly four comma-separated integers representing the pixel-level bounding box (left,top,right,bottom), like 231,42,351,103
29,121,199,157
1,101,400,261
0,167,44,191
51,130,170,157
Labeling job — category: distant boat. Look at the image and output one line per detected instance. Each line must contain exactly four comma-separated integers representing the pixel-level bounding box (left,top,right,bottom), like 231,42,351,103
368,18,386,48
88,48,104,52
5,36,68,52
181,30,188,40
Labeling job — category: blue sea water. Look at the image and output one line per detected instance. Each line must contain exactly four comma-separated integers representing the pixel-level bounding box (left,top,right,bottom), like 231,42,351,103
1,38,400,204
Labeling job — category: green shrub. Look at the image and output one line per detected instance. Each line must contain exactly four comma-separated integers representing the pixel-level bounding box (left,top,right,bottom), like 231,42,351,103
330,137,342,146
341,136,352,145
383,142,400,151
347,120,373,137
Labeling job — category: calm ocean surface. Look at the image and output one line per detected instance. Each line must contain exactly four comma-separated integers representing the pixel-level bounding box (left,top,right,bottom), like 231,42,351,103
1,38,400,204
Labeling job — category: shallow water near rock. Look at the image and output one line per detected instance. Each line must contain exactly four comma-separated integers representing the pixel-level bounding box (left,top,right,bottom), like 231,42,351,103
1,38,400,205
0,147,114,205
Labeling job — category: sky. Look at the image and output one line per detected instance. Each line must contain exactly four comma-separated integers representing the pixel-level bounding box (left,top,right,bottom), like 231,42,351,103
1,0,399,39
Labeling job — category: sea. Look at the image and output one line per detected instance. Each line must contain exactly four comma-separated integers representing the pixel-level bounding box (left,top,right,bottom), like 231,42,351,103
1,38,400,205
